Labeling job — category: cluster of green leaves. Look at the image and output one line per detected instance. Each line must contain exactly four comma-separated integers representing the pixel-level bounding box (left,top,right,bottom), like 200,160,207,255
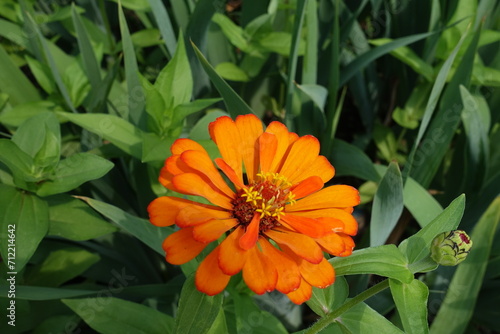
1,0,500,333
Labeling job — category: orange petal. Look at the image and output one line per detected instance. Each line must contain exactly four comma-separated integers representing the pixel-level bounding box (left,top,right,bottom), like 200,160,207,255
172,173,233,210
163,228,207,265
209,116,243,183
235,114,263,183
180,150,235,198
264,228,323,264
288,185,360,211
278,135,320,182
148,196,206,227
159,155,193,190
280,214,342,238
259,239,301,294
192,218,238,243
239,212,260,250
265,121,292,173
290,208,358,236
195,246,231,296
218,227,248,275
258,132,278,174
215,158,246,189
242,242,278,294
290,176,324,199
286,278,312,305
176,205,231,227
293,155,335,183
297,256,335,288
315,233,355,257
171,138,206,155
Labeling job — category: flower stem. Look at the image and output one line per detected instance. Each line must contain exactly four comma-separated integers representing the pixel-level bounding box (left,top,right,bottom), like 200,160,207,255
304,279,390,334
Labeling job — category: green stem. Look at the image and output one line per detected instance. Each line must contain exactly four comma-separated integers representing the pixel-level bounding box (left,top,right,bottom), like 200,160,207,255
304,279,390,334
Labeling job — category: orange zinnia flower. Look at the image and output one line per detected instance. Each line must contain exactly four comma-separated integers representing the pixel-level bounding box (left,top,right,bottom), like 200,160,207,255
148,114,359,304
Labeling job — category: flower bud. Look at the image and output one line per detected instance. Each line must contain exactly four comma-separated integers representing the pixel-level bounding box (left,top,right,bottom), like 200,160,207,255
430,230,472,266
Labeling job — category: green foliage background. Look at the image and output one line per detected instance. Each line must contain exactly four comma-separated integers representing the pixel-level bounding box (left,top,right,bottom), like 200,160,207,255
0,0,499,333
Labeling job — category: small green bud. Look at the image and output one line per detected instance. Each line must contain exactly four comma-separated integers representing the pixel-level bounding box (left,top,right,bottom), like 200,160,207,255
431,230,472,266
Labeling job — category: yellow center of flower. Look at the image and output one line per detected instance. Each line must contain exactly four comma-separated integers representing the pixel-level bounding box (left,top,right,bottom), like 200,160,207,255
232,172,296,232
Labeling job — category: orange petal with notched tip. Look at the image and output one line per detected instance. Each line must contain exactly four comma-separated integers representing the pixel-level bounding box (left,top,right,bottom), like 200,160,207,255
171,138,206,155
259,239,301,293
281,214,342,238
172,173,233,210
265,121,292,173
293,155,335,183
286,278,312,305
148,196,208,227
278,135,320,182
195,246,231,296
258,132,278,174
209,116,243,183
219,227,248,275
290,176,324,199
180,150,235,198
215,158,246,189
176,205,231,227
192,218,238,243
288,185,360,211
242,243,278,294
235,114,263,183
239,212,260,250
297,256,335,288
264,228,323,264
315,232,355,257
163,228,207,265
290,208,358,236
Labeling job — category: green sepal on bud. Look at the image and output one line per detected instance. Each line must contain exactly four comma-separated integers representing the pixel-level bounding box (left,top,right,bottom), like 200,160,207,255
430,230,472,266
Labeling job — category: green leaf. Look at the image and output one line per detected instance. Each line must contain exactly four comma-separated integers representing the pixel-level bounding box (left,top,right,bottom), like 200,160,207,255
430,197,500,334
389,279,429,334
25,247,100,287
373,123,398,163
77,196,173,255
0,139,35,183
172,98,222,127
329,244,413,283
47,195,117,241
399,194,466,265
403,177,443,228
212,13,258,56
59,112,144,159
191,41,254,118
156,31,193,110
307,276,349,317
36,153,114,196
146,0,177,57
329,139,380,182
62,297,174,334
175,274,224,334
0,184,49,271
296,84,328,112
118,2,146,129
141,133,175,163
259,31,305,56
25,55,56,94
370,162,404,246
337,302,404,334
215,62,250,82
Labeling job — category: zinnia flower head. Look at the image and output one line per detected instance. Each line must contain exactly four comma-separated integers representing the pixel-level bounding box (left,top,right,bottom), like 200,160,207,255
148,114,360,304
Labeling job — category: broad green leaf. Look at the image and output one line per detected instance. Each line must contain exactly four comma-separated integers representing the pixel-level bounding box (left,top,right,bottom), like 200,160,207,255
307,276,349,317
0,45,41,105
59,112,144,159
78,196,173,255
0,184,49,271
63,297,174,334
109,0,150,10
189,110,229,141
296,84,328,112
212,13,258,56
373,123,398,163
175,274,223,334
337,302,404,334
25,55,55,94
130,28,163,48
215,62,250,82
329,139,380,182
259,31,305,56
142,133,175,163
403,177,443,228
392,82,432,130
430,197,500,334
25,247,100,287
118,3,146,129
36,153,114,197
389,279,429,334
147,0,177,57
329,244,413,283
47,195,117,241
156,31,193,110
206,307,229,334
191,41,254,118
172,98,222,127
0,139,35,183
399,194,466,265
370,162,404,247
